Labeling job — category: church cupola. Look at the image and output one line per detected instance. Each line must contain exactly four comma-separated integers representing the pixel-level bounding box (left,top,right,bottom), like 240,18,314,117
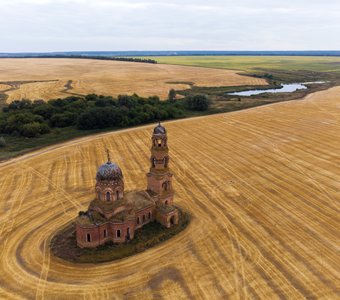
152,122,168,148
95,150,124,202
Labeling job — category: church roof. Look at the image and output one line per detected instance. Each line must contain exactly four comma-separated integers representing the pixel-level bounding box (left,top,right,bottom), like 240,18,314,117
153,122,166,135
96,161,123,181
124,190,154,210
156,204,177,214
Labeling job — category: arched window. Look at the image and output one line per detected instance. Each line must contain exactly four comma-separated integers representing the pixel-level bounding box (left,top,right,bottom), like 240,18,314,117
106,192,110,201
103,229,107,238
117,229,121,238
86,233,91,242
143,215,146,223
148,212,151,219
163,181,169,191
116,190,119,200
157,139,162,147
97,192,101,200
137,217,140,225
165,200,168,205
164,156,169,168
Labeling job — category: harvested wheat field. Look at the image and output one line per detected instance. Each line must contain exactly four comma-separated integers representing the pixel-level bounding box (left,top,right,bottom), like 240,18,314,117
0,58,266,102
0,87,339,299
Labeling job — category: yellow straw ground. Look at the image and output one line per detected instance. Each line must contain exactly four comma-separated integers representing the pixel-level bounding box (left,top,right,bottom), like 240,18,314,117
0,87,339,299
0,58,266,102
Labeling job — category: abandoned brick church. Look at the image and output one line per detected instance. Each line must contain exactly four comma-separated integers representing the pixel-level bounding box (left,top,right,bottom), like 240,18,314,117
76,123,179,248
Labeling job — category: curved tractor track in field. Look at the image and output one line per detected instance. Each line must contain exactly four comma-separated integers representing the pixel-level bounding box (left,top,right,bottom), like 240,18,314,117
0,88,339,299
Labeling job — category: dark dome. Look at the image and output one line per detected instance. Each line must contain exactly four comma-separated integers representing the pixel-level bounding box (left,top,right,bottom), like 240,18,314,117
153,123,166,135
96,162,123,181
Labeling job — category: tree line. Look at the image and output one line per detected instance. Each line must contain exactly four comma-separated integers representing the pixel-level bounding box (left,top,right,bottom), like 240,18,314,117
1,55,157,64
0,93,210,138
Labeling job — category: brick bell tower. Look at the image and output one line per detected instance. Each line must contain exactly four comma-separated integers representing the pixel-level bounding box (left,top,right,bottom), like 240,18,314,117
147,122,174,205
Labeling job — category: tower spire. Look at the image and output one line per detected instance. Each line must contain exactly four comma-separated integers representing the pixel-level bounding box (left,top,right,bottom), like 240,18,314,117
106,149,111,163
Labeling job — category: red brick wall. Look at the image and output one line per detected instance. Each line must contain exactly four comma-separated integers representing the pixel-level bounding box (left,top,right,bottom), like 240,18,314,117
135,206,155,229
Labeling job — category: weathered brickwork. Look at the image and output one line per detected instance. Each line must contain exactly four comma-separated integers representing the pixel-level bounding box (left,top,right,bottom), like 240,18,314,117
76,123,179,248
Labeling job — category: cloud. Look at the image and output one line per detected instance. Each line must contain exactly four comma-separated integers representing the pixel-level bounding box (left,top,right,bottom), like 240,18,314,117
0,0,339,51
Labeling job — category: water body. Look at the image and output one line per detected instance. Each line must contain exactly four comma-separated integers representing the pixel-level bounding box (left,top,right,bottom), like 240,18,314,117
228,83,310,97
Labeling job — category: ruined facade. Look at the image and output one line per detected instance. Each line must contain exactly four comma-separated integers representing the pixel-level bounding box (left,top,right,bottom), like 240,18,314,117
76,123,179,248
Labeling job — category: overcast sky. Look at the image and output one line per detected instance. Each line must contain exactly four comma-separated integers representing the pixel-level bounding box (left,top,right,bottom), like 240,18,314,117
1,0,339,52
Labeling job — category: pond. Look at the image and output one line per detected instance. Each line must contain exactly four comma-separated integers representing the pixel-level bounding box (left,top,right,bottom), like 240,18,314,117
227,82,323,97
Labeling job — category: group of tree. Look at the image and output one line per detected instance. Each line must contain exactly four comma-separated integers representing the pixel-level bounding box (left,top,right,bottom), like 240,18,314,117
184,94,210,111
5,55,157,64
0,94,180,137
0,92,210,138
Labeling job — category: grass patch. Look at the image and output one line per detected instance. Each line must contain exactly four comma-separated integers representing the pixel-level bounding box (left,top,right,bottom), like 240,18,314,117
51,207,190,264
147,56,340,73
0,126,118,161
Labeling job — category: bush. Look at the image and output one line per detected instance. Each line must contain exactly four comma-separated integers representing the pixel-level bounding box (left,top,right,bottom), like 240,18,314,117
50,112,77,127
33,104,55,119
0,137,6,148
185,94,210,111
168,89,176,102
21,122,51,138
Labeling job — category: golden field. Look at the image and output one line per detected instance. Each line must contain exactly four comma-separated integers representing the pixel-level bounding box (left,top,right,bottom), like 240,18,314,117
0,87,339,299
0,83,11,91
0,58,266,101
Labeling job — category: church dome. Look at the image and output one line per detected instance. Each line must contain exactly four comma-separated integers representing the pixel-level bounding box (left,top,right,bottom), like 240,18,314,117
96,161,123,181
153,123,166,135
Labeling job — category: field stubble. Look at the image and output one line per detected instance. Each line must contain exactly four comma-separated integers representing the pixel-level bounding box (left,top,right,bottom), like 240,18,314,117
0,87,339,299
0,58,266,102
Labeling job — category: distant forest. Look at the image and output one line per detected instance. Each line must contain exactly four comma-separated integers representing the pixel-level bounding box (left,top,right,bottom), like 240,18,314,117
0,55,157,64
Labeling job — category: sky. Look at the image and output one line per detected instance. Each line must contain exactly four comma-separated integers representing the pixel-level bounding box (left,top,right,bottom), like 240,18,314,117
1,0,340,52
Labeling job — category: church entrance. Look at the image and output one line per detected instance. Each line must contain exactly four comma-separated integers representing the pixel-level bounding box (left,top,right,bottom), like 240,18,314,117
170,216,175,226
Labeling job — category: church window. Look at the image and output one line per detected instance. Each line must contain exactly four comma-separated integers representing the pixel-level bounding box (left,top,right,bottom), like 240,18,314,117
116,190,119,200
86,233,91,242
143,215,146,223
117,229,121,238
137,217,140,225
106,192,110,201
163,181,170,191
157,139,162,147
103,229,107,237
148,212,151,219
